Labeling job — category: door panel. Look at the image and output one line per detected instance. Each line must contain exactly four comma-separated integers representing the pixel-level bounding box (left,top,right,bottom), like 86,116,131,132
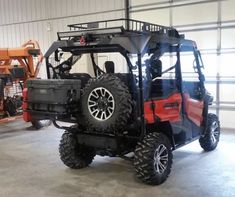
184,93,204,126
144,93,182,124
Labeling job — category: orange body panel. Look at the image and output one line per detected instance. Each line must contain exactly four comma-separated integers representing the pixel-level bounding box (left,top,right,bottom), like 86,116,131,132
184,94,204,126
144,93,182,124
0,47,38,60
23,88,31,122
0,49,9,59
8,47,31,57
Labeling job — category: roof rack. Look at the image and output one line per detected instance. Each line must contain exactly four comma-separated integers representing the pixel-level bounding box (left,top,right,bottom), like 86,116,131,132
58,18,180,40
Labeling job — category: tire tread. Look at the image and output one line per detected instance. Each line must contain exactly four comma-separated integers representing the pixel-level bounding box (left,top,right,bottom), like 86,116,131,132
199,113,220,151
59,131,95,169
134,132,173,185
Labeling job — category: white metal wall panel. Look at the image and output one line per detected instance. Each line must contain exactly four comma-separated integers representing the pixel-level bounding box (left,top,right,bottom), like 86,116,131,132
220,111,235,128
0,21,49,50
0,0,125,50
221,29,235,49
201,54,219,76
0,0,124,25
0,0,49,25
221,0,235,21
172,2,218,26
220,84,235,102
131,9,170,26
219,54,235,76
130,0,163,6
185,30,217,50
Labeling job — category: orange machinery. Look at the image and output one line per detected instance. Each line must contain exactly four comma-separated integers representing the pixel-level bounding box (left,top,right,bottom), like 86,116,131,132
0,40,43,123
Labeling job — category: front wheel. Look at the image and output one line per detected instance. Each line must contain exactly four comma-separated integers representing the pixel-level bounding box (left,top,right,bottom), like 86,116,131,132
199,113,220,151
134,132,173,185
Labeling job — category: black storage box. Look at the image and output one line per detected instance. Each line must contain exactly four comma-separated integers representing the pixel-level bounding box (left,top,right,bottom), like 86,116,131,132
26,79,81,119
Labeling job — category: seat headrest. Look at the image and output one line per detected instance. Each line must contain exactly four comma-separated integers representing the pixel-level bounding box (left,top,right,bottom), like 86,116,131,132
105,61,115,73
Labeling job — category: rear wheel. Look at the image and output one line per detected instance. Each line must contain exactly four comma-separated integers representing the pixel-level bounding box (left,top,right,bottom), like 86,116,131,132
199,113,220,151
59,130,96,169
134,132,173,185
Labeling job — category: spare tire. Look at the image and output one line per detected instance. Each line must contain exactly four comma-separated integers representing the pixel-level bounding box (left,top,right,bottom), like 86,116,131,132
81,74,132,132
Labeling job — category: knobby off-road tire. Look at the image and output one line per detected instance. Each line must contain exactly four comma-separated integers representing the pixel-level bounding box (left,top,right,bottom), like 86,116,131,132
81,74,132,132
59,130,96,169
134,132,173,185
199,113,220,151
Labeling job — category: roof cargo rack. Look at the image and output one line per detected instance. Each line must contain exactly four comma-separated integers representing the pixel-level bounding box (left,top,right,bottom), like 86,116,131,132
57,18,180,40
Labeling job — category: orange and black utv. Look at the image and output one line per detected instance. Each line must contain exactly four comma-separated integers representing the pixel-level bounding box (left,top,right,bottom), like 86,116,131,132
24,19,220,185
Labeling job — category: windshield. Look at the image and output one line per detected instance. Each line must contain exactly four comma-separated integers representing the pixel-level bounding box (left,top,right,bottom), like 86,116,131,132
180,50,203,82
130,44,204,83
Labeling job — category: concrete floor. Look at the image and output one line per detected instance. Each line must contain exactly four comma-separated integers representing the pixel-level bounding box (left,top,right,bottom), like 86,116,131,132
0,120,235,197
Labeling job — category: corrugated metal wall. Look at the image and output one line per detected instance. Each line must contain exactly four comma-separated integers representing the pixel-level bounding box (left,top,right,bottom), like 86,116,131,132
0,0,125,51
0,0,125,77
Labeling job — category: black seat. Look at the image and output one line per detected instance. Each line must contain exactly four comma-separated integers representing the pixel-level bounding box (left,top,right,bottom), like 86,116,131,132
150,59,162,79
150,79,177,99
144,59,162,99
105,61,115,73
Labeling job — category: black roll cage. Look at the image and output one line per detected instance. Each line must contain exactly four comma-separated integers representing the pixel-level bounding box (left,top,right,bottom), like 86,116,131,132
44,18,205,140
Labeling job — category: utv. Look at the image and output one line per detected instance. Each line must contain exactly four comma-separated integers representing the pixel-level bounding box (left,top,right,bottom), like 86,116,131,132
24,19,220,185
